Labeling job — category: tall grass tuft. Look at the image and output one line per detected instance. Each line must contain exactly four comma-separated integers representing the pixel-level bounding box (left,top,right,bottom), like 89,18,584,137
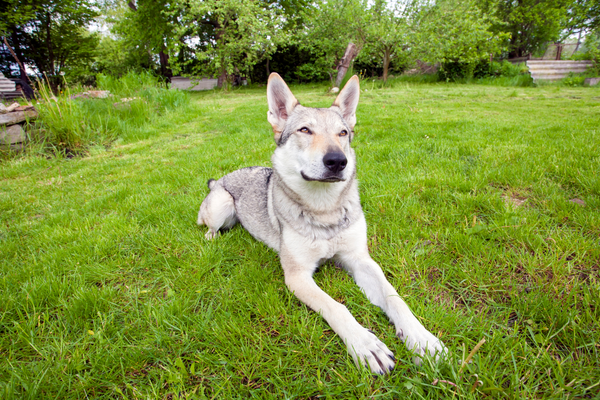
32,71,190,156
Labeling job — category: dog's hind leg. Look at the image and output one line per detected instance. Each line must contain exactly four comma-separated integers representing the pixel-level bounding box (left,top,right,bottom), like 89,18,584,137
197,180,238,239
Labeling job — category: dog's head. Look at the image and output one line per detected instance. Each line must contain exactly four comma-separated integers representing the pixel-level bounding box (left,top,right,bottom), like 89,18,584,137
267,73,359,185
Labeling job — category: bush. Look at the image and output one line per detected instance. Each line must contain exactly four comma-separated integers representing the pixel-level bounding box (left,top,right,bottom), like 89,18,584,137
32,71,190,156
561,73,586,86
439,59,528,81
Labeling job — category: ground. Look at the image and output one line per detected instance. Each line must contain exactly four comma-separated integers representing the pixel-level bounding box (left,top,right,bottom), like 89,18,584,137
0,82,599,398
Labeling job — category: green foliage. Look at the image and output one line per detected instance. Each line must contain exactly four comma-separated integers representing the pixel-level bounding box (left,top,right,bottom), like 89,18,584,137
562,0,600,40
478,0,569,58
561,72,587,86
359,0,416,82
415,0,508,66
440,60,528,81
298,0,369,83
296,62,331,82
585,31,600,74
31,71,189,155
171,0,284,86
108,0,177,78
0,0,99,83
92,35,148,77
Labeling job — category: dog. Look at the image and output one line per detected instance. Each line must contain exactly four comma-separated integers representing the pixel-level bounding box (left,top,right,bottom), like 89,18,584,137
197,73,446,374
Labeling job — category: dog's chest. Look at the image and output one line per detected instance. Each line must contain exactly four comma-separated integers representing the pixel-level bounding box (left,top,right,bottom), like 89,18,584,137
284,227,347,262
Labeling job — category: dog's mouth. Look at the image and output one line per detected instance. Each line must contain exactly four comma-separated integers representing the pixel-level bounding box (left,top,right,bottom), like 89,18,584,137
301,171,345,183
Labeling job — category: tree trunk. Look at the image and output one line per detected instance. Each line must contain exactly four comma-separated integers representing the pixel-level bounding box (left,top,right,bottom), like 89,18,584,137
334,42,357,88
574,30,582,53
382,48,390,82
555,43,563,60
266,57,270,77
217,67,228,89
159,48,172,80
46,12,54,76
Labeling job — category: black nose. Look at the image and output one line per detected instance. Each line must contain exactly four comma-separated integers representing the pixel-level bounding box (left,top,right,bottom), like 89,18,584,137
323,151,347,174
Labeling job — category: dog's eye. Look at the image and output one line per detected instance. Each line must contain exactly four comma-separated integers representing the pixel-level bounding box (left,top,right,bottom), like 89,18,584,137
340,130,348,136
299,127,311,134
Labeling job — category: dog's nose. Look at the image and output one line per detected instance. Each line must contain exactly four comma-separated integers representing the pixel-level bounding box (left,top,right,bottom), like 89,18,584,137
323,151,347,174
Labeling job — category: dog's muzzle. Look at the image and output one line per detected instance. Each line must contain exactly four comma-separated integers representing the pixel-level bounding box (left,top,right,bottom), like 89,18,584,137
300,151,348,183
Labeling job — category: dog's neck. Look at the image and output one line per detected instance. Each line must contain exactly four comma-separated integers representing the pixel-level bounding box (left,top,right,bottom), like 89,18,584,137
271,170,362,240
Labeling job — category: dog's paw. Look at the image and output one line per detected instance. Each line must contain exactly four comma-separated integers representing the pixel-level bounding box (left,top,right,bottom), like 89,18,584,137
397,324,447,365
346,328,395,375
204,229,218,240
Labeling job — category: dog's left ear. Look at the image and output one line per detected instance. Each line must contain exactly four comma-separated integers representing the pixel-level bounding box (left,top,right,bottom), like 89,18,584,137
332,75,360,130
267,73,299,142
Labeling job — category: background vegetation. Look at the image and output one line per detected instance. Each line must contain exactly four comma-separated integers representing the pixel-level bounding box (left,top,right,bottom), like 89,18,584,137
2,0,599,87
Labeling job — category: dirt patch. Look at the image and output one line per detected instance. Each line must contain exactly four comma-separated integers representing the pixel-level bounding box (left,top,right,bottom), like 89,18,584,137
501,192,529,208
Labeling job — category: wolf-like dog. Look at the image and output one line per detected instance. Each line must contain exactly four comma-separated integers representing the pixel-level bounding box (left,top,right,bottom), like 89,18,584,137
197,73,446,374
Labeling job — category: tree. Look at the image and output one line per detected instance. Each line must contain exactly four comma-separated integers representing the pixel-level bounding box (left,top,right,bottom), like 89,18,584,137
298,0,369,86
477,0,569,58
414,0,507,69
109,0,177,79
562,0,600,52
170,0,285,88
0,0,99,85
359,0,423,83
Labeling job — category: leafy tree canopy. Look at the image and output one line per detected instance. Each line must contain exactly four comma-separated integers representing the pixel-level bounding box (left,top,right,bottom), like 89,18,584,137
0,0,98,84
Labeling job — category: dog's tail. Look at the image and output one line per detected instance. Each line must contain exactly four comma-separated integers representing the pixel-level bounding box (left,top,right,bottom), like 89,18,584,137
207,179,217,190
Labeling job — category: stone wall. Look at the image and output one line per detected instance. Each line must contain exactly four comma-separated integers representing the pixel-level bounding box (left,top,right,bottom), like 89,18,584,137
0,105,37,150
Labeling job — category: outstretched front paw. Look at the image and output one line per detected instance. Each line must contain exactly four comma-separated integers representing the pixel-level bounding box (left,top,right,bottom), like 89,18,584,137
397,325,447,365
346,328,395,375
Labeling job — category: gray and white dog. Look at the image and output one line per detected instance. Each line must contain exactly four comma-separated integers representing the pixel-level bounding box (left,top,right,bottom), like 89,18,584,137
197,73,446,374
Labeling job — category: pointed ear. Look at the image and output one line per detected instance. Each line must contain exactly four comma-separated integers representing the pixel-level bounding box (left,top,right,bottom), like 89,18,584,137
267,73,299,142
332,75,360,130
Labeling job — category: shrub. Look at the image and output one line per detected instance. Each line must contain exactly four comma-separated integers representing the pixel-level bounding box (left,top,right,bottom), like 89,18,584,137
439,59,528,81
561,73,586,86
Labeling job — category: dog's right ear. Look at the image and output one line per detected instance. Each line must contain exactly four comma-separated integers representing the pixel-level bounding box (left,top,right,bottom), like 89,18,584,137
267,73,298,142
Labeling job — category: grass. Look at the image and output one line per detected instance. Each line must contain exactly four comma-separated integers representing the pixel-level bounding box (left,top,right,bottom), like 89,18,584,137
1,81,599,398
19,72,190,158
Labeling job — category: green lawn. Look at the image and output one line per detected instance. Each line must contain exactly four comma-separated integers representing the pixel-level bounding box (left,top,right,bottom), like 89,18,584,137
1,81,599,399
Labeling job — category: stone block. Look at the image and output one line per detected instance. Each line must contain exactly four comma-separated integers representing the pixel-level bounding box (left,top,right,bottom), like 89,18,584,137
0,109,38,125
584,77,600,86
1,124,25,144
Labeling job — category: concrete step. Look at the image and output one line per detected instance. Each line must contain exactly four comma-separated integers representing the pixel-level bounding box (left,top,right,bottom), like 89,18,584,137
529,69,586,74
529,66,590,71
531,74,579,81
527,60,593,64
526,60,593,81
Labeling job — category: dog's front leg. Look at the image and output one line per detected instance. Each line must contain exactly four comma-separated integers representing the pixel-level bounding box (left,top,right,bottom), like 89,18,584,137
336,250,447,364
280,244,395,374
